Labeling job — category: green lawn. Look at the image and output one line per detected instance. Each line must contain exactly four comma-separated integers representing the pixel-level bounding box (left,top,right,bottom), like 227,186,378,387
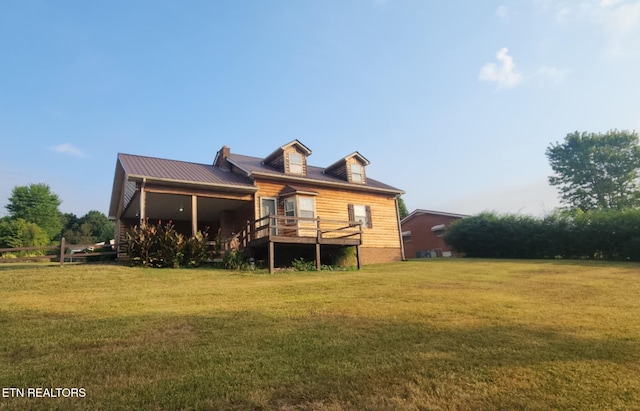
1,259,639,410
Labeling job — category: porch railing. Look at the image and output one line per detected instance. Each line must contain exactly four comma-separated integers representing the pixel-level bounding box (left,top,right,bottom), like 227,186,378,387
226,215,363,251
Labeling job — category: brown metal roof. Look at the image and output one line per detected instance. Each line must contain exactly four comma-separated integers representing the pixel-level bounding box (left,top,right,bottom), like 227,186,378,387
118,153,256,189
227,153,403,194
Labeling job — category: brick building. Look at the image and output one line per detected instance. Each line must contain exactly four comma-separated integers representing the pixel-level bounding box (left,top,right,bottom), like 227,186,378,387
401,209,467,258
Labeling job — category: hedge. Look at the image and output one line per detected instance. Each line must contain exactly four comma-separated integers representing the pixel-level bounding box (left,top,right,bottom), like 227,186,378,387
444,209,640,261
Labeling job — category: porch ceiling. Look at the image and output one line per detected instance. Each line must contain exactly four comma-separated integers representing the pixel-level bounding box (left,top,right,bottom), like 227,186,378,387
122,192,251,222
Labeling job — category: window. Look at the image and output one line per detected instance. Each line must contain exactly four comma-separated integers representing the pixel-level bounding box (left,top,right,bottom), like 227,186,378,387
298,197,315,219
289,153,303,174
348,204,372,228
351,163,363,183
284,198,296,224
353,205,367,225
284,196,315,224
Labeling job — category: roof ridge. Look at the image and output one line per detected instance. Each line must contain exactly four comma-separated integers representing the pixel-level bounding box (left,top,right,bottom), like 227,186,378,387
119,152,211,168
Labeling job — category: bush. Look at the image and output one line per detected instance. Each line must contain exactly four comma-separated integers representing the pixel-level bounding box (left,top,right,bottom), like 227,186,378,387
126,220,211,268
291,257,316,271
223,250,249,270
0,218,50,249
444,209,640,261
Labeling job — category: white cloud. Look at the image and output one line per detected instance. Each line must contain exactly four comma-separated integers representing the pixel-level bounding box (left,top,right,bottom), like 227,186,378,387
496,5,509,18
600,0,623,7
535,0,640,58
49,143,87,158
479,48,523,88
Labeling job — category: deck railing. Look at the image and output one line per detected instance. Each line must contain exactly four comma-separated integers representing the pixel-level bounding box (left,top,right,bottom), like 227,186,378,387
230,215,363,250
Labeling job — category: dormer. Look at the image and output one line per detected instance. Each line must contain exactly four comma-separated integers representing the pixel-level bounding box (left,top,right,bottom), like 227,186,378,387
262,140,312,176
324,152,370,184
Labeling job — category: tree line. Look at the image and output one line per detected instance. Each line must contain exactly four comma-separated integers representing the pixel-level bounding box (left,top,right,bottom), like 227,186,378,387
0,183,114,248
445,129,640,261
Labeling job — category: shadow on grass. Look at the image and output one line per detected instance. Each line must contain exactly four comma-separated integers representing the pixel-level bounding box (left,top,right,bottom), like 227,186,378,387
408,257,640,269
2,309,639,410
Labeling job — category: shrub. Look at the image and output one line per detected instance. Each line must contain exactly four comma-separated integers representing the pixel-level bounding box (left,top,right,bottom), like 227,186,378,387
126,220,210,268
291,257,316,271
445,209,640,261
223,250,248,270
330,246,357,267
182,230,210,267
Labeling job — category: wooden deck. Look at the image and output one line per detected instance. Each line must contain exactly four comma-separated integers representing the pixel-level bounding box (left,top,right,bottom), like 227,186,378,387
232,215,363,272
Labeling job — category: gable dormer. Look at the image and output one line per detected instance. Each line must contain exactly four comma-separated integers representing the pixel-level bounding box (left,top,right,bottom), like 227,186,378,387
324,152,370,184
262,140,312,176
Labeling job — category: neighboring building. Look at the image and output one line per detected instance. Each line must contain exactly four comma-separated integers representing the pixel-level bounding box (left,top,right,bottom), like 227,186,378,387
108,140,405,271
401,209,467,258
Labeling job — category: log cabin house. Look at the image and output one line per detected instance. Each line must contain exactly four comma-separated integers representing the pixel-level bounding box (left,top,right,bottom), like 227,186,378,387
108,140,405,272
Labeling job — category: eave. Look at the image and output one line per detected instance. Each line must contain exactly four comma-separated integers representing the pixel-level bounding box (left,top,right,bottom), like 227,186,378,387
250,171,404,196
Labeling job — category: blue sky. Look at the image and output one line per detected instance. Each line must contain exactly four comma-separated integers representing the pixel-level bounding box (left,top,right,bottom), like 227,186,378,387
1,0,639,218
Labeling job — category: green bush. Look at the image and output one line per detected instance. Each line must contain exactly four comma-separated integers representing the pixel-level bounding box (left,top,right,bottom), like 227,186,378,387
291,257,316,271
445,209,640,261
126,220,211,268
223,250,248,270
330,246,357,267
0,218,50,249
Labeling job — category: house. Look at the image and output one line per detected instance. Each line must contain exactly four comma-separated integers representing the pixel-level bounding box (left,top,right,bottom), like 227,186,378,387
401,209,467,258
108,140,405,271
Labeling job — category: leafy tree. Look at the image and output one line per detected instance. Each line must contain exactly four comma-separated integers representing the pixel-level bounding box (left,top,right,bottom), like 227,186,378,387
61,210,114,244
81,210,114,241
5,183,62,239
0,217,50,248
546,130,640,211
397,196,409,219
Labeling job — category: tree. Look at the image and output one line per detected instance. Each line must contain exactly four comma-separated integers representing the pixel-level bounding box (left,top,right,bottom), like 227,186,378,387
5,183,62,239
546,130,640,211
0,217,50,248
397,196,409,219
61,210,114,244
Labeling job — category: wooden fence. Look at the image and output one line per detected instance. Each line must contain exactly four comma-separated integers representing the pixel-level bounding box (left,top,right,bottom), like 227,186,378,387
0,238,117,265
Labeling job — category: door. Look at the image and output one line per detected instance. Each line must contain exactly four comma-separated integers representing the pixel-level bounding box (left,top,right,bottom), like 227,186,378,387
260,197,278,236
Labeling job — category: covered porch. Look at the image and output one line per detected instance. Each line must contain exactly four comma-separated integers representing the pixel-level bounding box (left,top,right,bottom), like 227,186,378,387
116,181,255,256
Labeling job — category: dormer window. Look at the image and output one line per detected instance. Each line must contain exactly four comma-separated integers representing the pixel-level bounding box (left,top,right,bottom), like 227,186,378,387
289,152,303,174
325,151,370,183
351,163,363,183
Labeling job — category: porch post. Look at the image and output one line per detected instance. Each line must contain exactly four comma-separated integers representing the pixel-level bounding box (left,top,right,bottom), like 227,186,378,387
355,244,361,270
139,178,146,224
191,195,198,237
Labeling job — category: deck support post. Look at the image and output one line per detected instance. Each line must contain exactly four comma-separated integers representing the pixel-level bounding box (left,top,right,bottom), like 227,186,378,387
316,217,321,271
355,244,361,270
315,243,321,271
268,241,275,274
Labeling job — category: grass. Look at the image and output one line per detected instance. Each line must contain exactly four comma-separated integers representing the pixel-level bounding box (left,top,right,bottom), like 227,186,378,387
0,259,639,410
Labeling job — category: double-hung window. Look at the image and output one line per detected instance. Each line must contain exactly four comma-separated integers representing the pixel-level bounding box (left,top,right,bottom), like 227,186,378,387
298,197,315,219
284,198,296,224
289,153,303,174
351,163,363,183
348,204,372,228
284,196,315,224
